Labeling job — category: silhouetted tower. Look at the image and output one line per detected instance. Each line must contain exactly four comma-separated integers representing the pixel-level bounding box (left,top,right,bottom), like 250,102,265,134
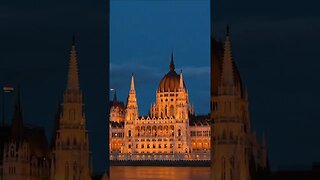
51,37,92,180
211,27,251,180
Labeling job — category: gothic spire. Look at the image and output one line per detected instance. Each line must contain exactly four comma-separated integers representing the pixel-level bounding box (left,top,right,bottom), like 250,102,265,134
51,96,61,148
169,51,175,71
221,25,235,87
67,36,80,91
130,73,135,92
113,90,118,106
179,70,184,91
126,73,139,120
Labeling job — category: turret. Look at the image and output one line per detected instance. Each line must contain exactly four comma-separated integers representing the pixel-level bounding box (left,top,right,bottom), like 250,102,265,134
52,36,92,180
179,70,185,92
126,73,139,121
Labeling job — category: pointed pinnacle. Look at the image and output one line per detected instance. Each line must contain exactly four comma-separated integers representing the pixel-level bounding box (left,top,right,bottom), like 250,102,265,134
130,73,135,91
226,25,230,36
72,34,76,46
170,51,175,71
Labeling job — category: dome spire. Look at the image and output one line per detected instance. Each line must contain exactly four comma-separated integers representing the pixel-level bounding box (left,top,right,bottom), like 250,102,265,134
170,51,175,71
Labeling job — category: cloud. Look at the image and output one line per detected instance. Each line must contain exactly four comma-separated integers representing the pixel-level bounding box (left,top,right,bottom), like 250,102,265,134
110,63,210,88
180,66,210,77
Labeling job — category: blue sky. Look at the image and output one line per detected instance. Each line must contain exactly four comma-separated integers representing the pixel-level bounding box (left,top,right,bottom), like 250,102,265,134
110,0,210,115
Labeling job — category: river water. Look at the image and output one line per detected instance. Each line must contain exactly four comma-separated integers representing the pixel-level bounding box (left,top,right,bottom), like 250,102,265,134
110,166,211,180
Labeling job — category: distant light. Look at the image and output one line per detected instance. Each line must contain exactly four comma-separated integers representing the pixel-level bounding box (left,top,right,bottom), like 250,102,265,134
3,86,14,93
110,89,115,91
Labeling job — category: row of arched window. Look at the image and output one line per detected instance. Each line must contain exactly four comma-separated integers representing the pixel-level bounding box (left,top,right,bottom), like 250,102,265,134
130,126,182,137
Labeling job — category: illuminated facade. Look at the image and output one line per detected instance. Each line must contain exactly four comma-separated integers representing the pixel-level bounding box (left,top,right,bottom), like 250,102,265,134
110,54,211,161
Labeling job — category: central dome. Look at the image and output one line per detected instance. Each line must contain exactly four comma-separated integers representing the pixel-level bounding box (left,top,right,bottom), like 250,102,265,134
157,53,186,92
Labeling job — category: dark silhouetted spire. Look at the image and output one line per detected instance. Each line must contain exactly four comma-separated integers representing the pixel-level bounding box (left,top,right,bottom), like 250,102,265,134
169,51,175,71
67,36,80,91
72,34,76,46
226,24,230,36
11,87,24,141
51,96,61,148
113,90,118,106
221,25,235,87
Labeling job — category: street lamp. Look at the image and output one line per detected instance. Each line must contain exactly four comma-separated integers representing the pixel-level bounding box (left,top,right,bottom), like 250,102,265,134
2,85,14,126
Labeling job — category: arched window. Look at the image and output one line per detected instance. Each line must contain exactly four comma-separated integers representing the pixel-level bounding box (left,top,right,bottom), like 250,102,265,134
152,126,157,137
135,126,140,137
164,126,169,135
170,105,174,117
164,105,168,117
178,129,181,136
141,126,146,136
147,126,152,136
158,126,163,136
128,130,132,137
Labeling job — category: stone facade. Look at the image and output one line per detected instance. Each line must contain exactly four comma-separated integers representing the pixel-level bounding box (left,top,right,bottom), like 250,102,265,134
109,55,211,161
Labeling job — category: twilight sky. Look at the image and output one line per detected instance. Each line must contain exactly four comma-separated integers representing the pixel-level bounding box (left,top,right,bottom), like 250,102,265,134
0,0,319,173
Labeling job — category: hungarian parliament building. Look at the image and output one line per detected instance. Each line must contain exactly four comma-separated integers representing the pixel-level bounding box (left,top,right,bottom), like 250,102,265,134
109,55,211,161
109,29,267,171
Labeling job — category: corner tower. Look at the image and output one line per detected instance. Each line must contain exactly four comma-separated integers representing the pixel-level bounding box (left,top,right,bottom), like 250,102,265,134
125,73,139,121
52,37,92,180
